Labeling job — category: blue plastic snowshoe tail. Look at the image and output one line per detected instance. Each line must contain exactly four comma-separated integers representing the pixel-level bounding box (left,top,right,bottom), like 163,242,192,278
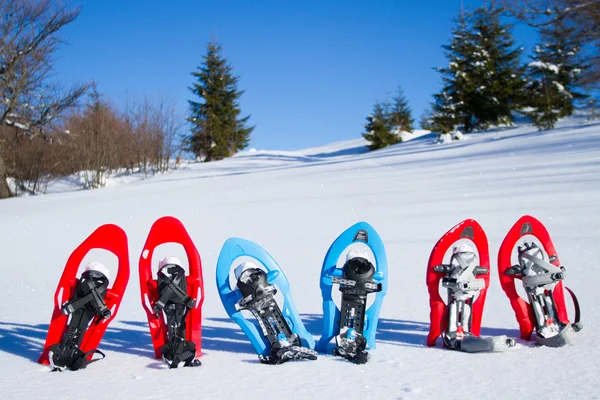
216,238,315,357
317,222,388,354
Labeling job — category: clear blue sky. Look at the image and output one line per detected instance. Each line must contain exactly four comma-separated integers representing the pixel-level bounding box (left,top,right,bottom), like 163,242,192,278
54,0,536,150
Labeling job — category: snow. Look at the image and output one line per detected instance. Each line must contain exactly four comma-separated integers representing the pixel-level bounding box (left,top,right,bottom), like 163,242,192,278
529,61,560,74
553,81,572,98
1,115,600,399
437,130,464,144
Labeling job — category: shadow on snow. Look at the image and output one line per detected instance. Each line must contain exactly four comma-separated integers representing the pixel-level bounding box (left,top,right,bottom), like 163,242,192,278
0,314,522,363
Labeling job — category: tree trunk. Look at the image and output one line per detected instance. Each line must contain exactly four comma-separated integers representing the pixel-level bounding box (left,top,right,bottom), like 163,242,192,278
0,153,13,199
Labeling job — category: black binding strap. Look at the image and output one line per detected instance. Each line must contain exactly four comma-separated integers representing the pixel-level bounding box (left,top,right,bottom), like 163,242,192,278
50,272,110,371
62,279,111,319
154,273,195,314
565,286,582,328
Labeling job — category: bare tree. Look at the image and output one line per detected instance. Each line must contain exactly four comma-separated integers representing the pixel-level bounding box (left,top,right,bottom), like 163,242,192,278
0,0,87,198
503,0,600,87
155,98,183,172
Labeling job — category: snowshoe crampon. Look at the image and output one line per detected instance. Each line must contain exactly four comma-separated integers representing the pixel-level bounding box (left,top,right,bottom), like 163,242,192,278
498,215,582,347
317,222,388,363
216,238,316,365
427,219,514,353
39,224,130,370
139,216,204,367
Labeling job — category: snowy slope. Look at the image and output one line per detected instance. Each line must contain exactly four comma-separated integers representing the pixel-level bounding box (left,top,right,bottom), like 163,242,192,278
1,117,599,400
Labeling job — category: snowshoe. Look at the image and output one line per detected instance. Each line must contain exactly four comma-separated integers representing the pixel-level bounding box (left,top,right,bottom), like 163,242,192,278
427,219,515,353
498,215,582,347
318,222,388,363
216,238,316,364
139,216,204,367
39,224,130,369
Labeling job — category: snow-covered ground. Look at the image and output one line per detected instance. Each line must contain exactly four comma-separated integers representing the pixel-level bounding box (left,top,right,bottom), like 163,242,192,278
1,116,599,400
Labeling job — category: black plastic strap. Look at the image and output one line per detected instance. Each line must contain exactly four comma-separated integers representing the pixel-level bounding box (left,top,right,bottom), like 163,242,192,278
565,286,581,325
62,280,110,319
154,275,195,313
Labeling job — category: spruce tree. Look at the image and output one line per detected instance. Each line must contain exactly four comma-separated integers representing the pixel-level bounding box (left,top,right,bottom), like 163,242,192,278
430,93,460,134
388,87,414,133
526,20,587,129
363,101,399,150
431,6,525,133
431,13,478,133
469,5,526,128
188,41,253,161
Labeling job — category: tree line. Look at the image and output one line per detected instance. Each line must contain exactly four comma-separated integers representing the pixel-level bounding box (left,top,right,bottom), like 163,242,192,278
0,0,253,198
1,0,598,198
363,1,599,150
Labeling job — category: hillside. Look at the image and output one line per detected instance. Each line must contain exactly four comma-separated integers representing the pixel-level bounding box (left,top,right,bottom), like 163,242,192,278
1,116,599,400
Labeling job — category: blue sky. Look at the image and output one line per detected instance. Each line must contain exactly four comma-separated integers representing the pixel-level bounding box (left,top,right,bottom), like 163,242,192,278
54,0,536,150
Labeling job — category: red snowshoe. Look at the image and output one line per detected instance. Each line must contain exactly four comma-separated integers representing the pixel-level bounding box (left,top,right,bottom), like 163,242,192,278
38,224,130,370
139,216,204,367
427,220,513,352
498,215,582,347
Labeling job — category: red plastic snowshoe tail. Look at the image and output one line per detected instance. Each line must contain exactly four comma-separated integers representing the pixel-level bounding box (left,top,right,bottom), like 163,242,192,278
38,224,130,365
426,219,490,347
498,215,569,341
139,216,204,359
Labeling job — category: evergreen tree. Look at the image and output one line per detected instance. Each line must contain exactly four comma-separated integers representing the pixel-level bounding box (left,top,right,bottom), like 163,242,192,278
526,20,587,129
431,13,478,133
188,41,253,161
469,5,526,128
431,6,525,134
388,87,414,133
430,93,460,134
363,101,399,150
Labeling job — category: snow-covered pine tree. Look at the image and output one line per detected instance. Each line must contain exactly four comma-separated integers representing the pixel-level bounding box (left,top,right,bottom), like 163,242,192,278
469,5,526,129
188,41,253,161
526,20,587,130
431,13,476,133
363,101,399,150
430,92,460,134
388,86,414,134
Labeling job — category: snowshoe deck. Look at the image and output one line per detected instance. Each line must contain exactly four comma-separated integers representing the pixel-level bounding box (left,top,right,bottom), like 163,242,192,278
216,238,315,359
38,224,130,367
426,219,491,350
139,216,204,361
498,215,582,346
318,222,388,355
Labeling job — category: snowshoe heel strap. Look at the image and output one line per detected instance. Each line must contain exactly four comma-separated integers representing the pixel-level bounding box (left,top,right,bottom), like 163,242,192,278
259,346,318,365
161,337,200,368
565,286,582,331
49,342,105,371
534,287,582,347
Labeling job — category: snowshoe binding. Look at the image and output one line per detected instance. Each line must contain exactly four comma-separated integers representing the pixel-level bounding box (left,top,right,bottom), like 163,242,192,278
235,263,318,365
154,258,201,368
329,252,381,363
48,262,111,371
437,246,514,352
427,220,516,353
